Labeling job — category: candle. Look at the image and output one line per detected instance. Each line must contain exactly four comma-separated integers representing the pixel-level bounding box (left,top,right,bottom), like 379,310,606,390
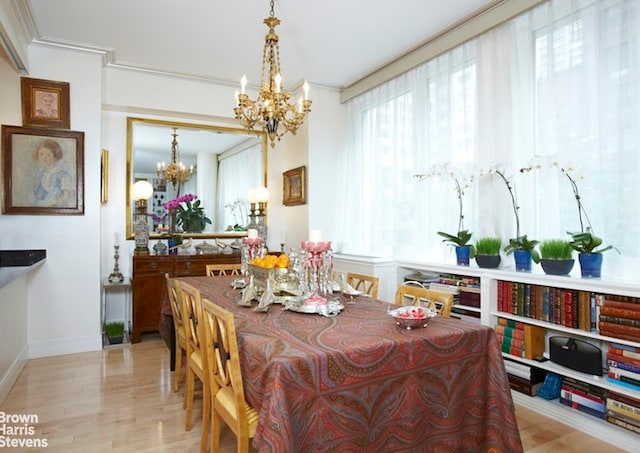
240,75,247,94
248,229,258,239
303,80,309,100
309,229,323,243
114,232,120,245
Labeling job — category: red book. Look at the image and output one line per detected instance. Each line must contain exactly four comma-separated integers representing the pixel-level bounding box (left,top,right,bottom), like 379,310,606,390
599,321,640,337
607,351,640,367
601,298,640,310
600,306,640,321
598,327,640,343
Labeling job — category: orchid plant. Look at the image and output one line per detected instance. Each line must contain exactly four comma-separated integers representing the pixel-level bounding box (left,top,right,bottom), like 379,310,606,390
479,164,540,262
163,193,212,233
520,156,617,255
414,163,475,253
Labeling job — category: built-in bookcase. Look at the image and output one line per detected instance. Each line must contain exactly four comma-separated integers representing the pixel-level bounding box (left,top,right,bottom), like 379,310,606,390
396,260,640,451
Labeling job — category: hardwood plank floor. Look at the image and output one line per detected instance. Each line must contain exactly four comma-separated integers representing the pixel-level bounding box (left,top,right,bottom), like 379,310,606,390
0,335,625,452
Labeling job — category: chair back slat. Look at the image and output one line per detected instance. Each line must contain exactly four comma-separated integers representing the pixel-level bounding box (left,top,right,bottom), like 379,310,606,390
206,263,243,276
346,272,380,298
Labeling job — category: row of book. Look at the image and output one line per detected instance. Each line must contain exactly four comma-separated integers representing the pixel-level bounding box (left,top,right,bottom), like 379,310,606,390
497,281,640,343
607,343,640,392
495,318,545,360
504,358,546,396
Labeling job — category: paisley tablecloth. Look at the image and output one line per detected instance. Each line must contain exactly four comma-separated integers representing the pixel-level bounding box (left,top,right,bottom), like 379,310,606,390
178,275,523,453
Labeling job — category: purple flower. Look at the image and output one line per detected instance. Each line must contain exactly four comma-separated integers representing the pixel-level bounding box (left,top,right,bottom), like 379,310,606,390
163,193,198,211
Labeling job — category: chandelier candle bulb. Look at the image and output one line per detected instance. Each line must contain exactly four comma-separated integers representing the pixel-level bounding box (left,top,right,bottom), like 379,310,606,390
240,75,247,94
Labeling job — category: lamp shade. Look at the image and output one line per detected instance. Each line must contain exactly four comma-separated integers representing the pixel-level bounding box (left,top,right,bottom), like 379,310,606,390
256,186,270,203
132,180,153,200
246,188,258,204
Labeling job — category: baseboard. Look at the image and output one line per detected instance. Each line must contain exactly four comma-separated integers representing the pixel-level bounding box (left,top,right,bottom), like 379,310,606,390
28,335,102,359
0,344,28,404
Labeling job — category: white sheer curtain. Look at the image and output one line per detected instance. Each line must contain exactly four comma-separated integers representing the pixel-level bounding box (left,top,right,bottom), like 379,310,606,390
216,144,262,231
336,0,639,277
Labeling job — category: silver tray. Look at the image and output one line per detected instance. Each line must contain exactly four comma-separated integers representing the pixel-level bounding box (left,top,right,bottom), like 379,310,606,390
282,298,344,317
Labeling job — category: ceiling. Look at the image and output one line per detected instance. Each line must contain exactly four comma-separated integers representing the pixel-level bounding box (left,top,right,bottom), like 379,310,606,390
25,0,491,90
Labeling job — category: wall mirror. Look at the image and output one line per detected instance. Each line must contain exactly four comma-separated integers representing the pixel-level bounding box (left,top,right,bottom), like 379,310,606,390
126,117,267,240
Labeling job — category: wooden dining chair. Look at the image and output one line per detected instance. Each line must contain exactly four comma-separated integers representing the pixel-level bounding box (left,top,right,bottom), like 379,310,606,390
394,283,454,317
201,298,258,453
346,272,379,299
180,281,211,450
205,263,243,276
165,274,187,396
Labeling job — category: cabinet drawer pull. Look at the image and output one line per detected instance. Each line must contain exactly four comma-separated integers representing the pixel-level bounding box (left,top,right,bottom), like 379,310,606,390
150,262,159,269
184,262,192,269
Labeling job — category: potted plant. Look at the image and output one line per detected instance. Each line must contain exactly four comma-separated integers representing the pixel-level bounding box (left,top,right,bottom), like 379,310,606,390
437,229,475,266
164,193,212,234
539,239,574,275
474,237,501,268
488,167,539,271
567,227,618,278
104,321,125,344
521,158,618,278
416,164,475,266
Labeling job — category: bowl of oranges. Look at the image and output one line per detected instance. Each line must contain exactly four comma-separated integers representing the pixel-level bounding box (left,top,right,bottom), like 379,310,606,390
248,254,301,301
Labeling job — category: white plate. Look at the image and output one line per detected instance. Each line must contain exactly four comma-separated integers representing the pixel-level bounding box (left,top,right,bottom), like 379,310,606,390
282,298,344,317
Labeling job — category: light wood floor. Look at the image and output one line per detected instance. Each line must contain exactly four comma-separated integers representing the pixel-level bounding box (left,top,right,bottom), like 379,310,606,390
0,335,624,452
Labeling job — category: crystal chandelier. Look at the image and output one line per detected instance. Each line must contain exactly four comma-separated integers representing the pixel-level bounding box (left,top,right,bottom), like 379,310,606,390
156,127,194,189
234,0,312,148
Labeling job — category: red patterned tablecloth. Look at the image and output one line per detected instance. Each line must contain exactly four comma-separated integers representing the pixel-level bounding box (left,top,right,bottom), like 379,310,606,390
178,275,523,453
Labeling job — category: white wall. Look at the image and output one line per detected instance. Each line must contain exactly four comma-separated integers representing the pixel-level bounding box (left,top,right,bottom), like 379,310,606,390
0,44,104,360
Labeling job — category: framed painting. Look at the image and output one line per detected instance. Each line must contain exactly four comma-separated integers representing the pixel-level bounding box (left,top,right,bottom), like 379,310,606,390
21,77,71,129
2,125,85,215
283,165,306,206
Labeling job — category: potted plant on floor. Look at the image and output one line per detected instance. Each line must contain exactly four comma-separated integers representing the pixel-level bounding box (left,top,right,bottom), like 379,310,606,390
539,239,574,275
474,237,501,268
104,321,125,345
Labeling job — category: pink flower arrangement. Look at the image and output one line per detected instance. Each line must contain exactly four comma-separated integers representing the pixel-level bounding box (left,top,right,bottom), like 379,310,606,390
163,193,197,211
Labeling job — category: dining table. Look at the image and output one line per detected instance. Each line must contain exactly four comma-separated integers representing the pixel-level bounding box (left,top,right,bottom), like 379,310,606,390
176,274,523,453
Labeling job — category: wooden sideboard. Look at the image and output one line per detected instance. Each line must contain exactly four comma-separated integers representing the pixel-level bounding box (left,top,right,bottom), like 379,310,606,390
131,252,241,343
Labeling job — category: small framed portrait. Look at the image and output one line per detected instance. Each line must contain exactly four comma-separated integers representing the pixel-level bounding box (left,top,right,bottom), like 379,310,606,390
21,77,71,129
2,125,85,215
283,165,306,206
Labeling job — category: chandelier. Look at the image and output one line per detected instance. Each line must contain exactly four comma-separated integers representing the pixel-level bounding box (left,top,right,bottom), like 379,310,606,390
156,128,194,189
234,0,312,148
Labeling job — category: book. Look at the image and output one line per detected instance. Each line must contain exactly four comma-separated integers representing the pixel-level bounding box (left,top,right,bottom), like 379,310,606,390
561,383,605,404
600,298,640,310
559,397,605,419
607,350,640,367
607,376,640,391
562,375,607,399
608,366,640,387
599,314,640,327
560,388,606,412
495,324,525,339
607,358,640,374
608,390,640,409
598,323,640,343
606,412,640,434
606,396,640,422
496,318,525,330
504,359,546,383
599,306,640,321
611,342,640,354
496,318,545,359
508,373,543,396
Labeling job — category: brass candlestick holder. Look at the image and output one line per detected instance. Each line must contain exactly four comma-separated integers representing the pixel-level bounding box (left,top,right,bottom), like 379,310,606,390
108,245,124,283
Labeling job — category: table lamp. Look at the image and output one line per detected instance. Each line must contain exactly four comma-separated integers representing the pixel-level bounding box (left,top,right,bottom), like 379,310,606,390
132,180,154,255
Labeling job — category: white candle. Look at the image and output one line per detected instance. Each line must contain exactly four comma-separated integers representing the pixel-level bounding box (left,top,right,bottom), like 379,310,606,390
248,229,258,239
309,229,323,243
114,232,120,245
240,75,247,94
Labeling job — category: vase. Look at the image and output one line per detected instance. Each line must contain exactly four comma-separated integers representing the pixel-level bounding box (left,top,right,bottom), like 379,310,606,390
540,259,574,276
168,238,178,255
475,254,501,269
455,246,471,266
578,253,603,278
513,249,532,272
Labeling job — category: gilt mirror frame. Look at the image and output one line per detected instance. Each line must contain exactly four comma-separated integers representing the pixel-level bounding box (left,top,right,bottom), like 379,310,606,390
125,117,267,240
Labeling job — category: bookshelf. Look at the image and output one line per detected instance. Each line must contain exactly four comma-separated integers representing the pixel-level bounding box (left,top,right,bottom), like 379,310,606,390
396,260,640,449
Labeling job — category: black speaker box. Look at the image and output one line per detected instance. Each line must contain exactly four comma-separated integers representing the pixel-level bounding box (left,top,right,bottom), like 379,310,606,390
549,336,603,376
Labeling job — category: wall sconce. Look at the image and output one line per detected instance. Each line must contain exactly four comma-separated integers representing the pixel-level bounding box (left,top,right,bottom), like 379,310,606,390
132,180,154,255
246,186,269,241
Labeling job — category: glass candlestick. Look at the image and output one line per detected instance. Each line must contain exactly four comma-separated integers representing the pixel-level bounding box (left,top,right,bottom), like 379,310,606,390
301,240,333,305
241,237,263,275
108,245,124,282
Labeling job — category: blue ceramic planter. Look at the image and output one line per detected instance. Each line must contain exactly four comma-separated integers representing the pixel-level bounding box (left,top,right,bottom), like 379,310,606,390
513,249,532,272
578,253,603,278
455,246,471,266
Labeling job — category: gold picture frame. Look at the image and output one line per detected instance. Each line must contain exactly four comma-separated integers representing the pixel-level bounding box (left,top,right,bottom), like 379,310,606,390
101,149,109,203
2,125,85,215
21,77,71,129
283,165,306,206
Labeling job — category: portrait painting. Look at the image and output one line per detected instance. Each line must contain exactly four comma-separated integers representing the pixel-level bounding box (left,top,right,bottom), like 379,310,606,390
283,165,306,206
21,77,71,129
2,125,84,215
